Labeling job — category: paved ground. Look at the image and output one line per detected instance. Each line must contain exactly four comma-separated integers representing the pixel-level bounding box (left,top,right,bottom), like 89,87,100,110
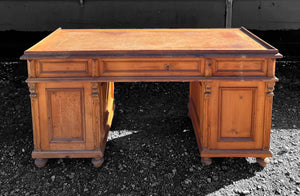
0,30,299,195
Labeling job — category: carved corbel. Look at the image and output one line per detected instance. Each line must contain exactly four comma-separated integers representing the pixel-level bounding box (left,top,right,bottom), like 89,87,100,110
28,83,37,98
91,82,99,97
204,82,212,98
266,82,275,97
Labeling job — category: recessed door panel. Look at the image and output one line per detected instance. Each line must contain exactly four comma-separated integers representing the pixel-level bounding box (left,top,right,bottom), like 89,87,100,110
209,81,264,150
47,88,85,142
39,82,94,151
219,88,256,141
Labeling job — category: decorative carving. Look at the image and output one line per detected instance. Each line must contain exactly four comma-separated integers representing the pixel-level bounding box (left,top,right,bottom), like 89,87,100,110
27,60,36,78
91,82,99,97
204,82,212,98
28,83,37,98
266,82,275,96
205,58,213,77
92,59,97,77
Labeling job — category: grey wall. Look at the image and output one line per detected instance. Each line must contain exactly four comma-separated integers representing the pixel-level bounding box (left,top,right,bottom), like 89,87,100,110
0,0,299,31
232,0,300,30
0,0,225,31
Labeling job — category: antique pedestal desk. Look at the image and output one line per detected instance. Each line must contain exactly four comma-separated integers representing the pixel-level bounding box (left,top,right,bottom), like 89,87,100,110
20,28,282,168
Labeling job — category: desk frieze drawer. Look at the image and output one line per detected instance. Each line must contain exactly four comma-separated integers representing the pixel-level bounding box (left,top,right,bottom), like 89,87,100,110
212,58,267,76
36,59,92,77
100,59,204,77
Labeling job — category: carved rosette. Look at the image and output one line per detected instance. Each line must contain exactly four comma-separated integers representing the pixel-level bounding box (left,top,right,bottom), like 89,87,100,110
204,82,212,98
266,82,275,97
28,83,37,98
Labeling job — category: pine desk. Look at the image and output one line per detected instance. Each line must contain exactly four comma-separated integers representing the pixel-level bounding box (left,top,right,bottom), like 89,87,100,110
21,28,282,168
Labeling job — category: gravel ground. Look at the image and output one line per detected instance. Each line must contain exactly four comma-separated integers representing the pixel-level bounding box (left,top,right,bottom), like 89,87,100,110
0,31,299,195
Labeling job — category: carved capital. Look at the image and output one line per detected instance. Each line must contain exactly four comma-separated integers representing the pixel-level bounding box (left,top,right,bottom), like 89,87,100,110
91,82,99,97
28,83,37,98
266,82,275,96
204,82,212,98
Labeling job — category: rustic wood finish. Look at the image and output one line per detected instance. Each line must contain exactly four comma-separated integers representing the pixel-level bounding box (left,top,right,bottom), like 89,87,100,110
21,28,281,167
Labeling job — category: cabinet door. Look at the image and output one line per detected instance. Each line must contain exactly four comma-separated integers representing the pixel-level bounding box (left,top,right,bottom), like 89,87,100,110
38,82,94,151
209,81,265,150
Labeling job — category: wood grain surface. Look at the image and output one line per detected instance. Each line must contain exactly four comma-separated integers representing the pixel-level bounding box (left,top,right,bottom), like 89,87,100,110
21,27,281,59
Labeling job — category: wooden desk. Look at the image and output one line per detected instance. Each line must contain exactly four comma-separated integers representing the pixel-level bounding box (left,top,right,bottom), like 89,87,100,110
21,28,282,168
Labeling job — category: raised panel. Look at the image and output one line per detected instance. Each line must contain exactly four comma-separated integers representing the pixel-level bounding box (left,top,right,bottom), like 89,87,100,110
38,82,95,151
37,59,92,77
47,88,85,142
100,58,203,77
218,88,256,142
209,81,265,150
212,59,267,76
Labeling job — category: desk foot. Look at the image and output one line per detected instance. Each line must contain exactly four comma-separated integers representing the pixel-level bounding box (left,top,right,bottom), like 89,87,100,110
92,157,104,168
34,158,48,168
201,157,212,166
256,157,270,167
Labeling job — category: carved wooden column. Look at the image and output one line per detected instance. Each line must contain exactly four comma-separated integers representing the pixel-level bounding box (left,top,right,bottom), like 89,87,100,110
257,81,276,167
28,82,48,167
201,81,213,166
91,82,104,167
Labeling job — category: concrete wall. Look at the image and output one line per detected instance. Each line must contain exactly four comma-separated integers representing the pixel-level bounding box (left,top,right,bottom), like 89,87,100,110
0,0,299,31
0,0,225,31
232,0,300,30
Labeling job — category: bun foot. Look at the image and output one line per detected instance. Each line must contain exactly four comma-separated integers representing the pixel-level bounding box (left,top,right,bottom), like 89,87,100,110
34,158,48,168
256,157,270,167
92,157,104,168
201,157,212,166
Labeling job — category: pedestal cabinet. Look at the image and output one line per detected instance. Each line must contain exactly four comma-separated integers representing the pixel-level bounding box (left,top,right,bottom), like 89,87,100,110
28,72,114,167
21,28,281,167
189,80,275,166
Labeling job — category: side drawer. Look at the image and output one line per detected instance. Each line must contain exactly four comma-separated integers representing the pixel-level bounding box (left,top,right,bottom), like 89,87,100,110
100,58,204,77
36,59,92,77
212,58,267,76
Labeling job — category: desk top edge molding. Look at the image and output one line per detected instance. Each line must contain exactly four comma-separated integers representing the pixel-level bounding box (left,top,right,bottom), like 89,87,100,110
20,27,282,60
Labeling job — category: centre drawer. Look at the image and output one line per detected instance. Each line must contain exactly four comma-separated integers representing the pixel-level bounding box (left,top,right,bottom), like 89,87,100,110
100,58,204,77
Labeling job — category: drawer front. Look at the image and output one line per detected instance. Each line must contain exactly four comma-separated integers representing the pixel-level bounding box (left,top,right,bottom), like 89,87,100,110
37,59,92,77
100,59,203,77
212,58,267,76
